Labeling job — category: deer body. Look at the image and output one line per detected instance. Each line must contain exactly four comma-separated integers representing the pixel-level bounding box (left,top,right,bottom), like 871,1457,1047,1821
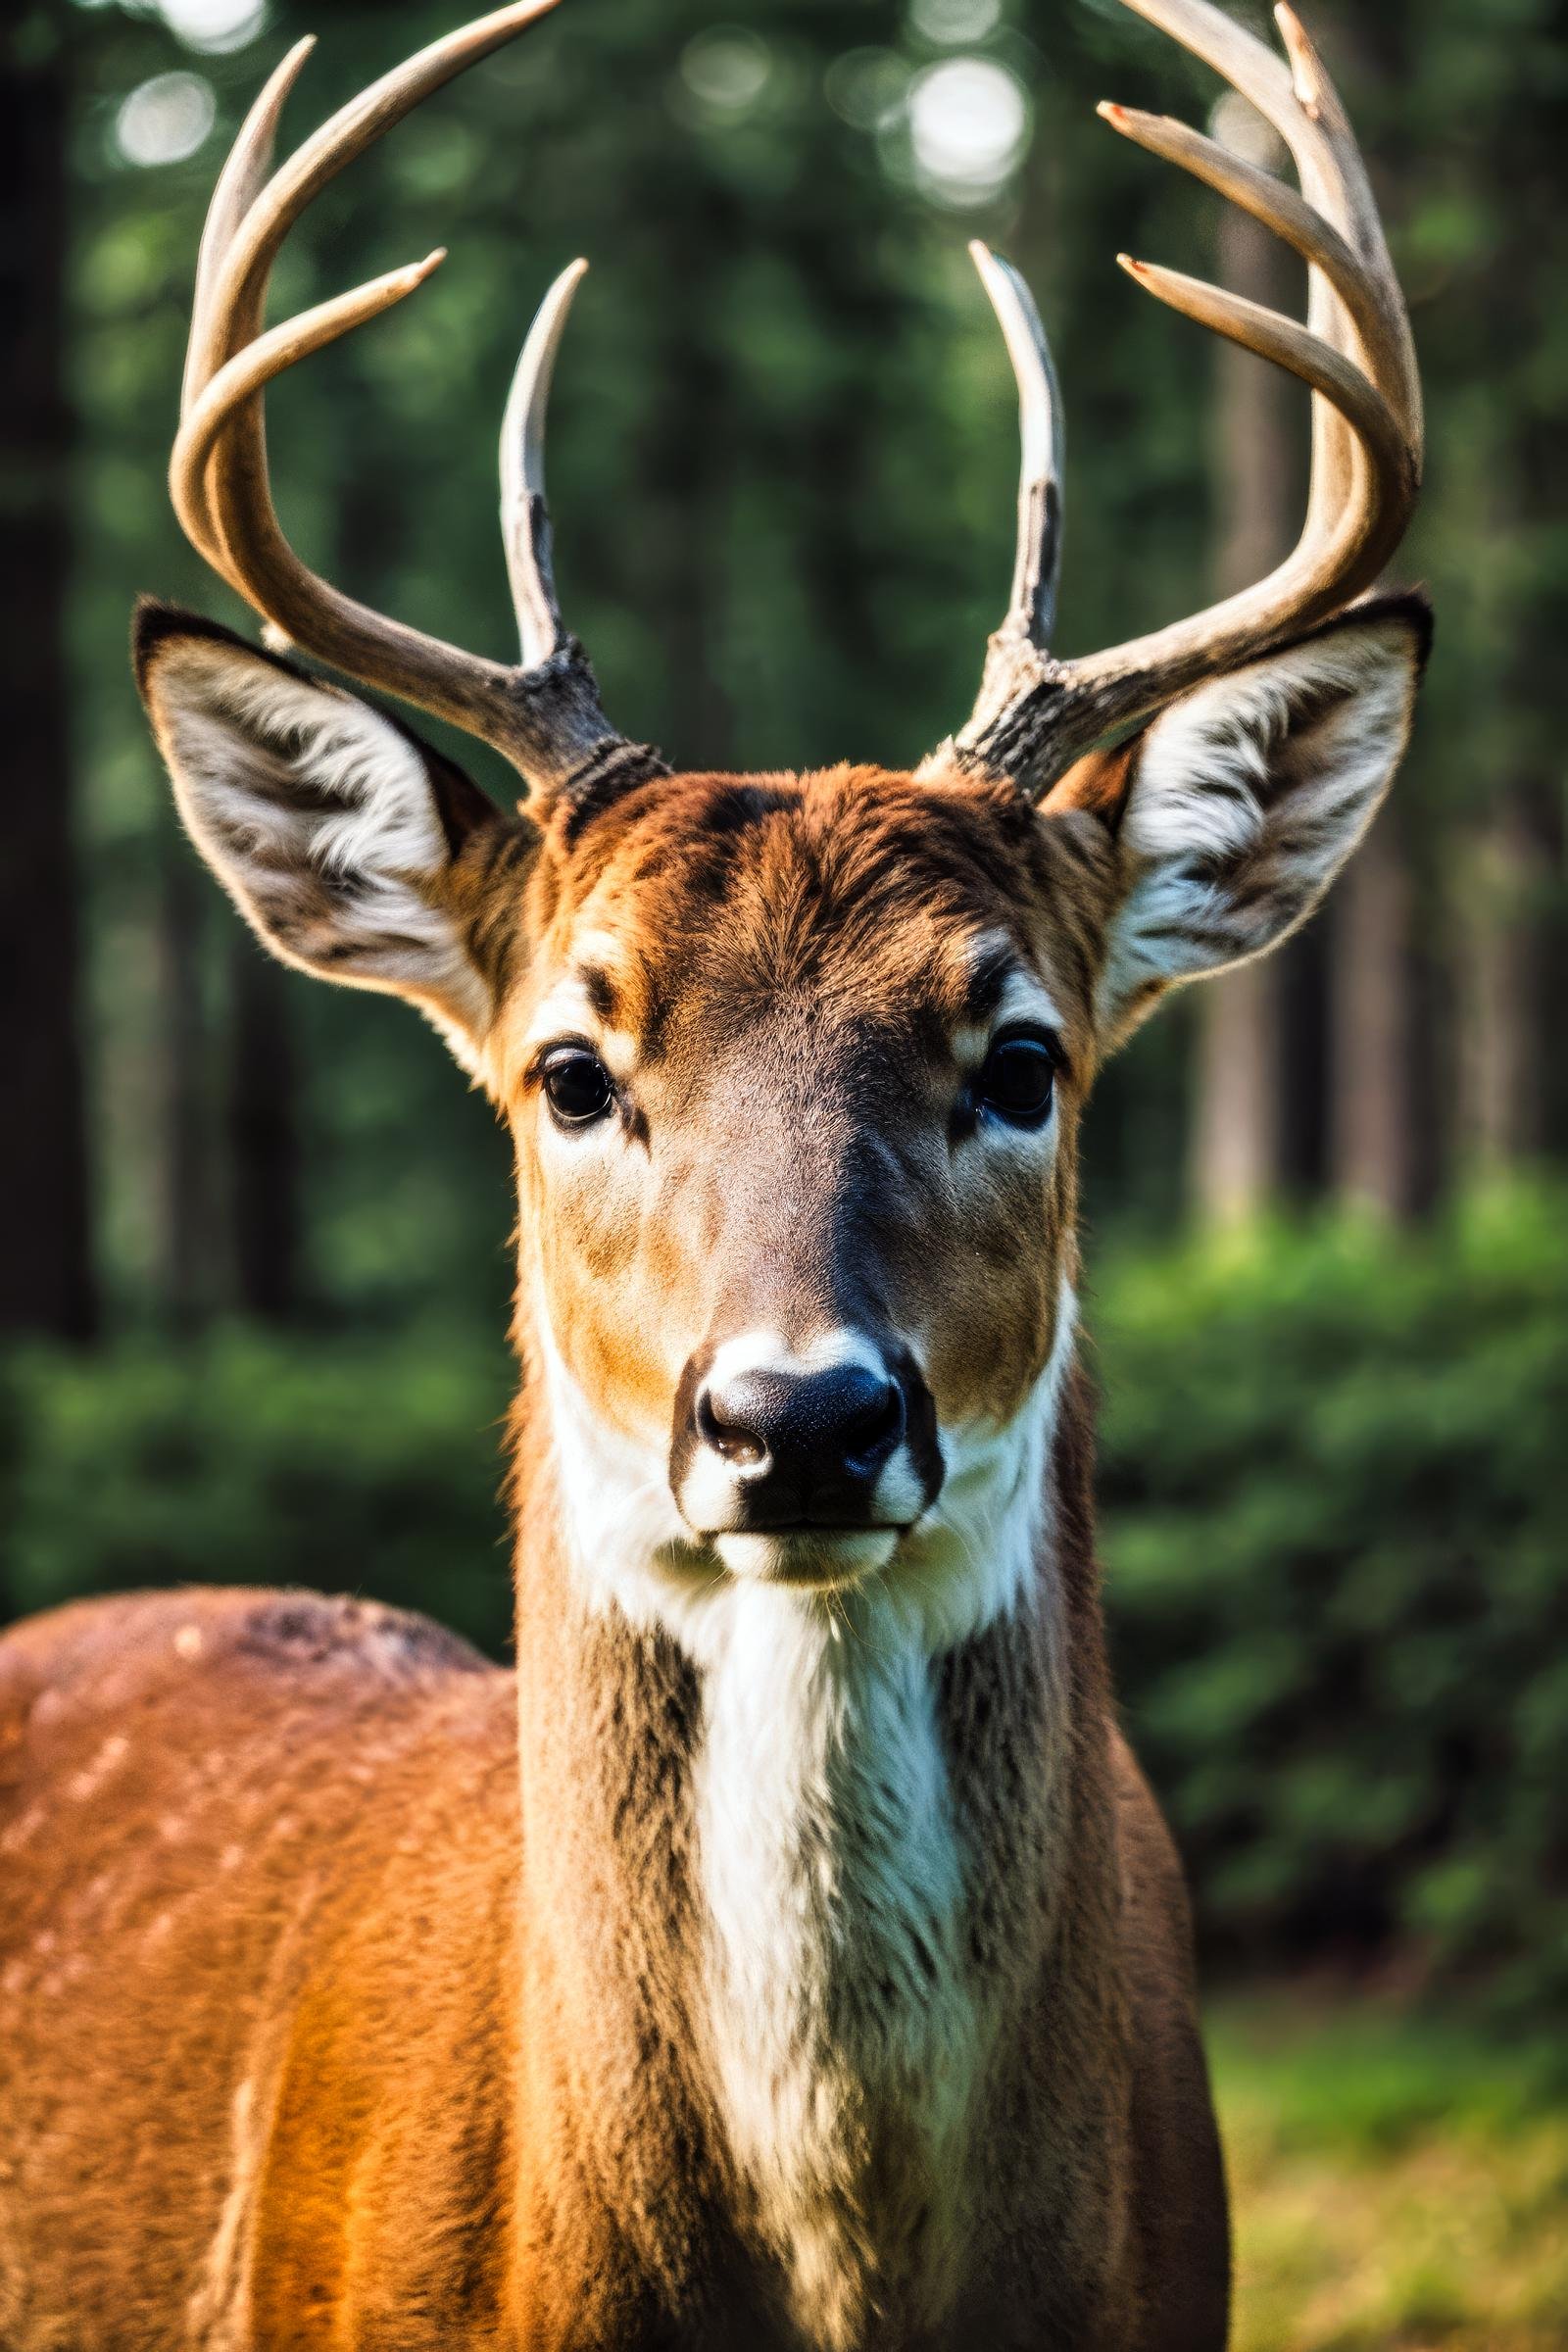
3,1342,1217,2350
2,0,1430,2342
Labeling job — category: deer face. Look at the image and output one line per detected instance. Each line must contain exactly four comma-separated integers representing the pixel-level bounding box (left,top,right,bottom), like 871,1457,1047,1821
139,592,1427,1628
495,763,1105,1606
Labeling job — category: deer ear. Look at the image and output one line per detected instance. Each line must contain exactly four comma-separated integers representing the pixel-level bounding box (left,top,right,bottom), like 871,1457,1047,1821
1095,594,1432,1045
134,602,512,1061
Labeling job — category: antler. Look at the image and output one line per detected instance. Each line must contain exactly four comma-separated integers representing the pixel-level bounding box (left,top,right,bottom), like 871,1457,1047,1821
170,0,666,803
925,0,1423,798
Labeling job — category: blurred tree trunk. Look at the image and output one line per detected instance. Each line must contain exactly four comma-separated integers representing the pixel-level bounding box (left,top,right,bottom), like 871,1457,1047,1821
227,945,303,1321
1447,374,1566,1179
1190,965,1282,1228
156,848,216,1331
1188,100,1298,1228
1278,919,1332,1199
1329,806,1425,1216
0,6,96,1340
1454,783,1555,1175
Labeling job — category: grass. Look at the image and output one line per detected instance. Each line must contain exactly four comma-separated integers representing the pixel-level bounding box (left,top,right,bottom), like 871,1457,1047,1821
1209,1994,1568,2351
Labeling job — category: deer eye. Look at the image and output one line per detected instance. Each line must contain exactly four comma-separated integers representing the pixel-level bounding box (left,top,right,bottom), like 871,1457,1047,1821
542,1046,614,1128
974,1030,1058,1129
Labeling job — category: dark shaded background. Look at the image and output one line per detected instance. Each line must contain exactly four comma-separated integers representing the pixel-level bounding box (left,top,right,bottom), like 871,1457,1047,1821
2,3,1566,2335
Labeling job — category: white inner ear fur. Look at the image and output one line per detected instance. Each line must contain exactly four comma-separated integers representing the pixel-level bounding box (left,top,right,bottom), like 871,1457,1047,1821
146,638,489,1056
1100,611,1424,1038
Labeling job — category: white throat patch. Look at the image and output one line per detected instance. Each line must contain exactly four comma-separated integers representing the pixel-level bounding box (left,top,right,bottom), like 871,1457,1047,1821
696,1586,982,2348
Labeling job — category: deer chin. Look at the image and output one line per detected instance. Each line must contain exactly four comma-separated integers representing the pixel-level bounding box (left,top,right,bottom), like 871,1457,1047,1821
710,1528,902,1592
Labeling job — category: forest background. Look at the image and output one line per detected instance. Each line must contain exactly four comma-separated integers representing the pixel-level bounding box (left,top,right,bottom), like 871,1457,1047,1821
4,1,1566,2342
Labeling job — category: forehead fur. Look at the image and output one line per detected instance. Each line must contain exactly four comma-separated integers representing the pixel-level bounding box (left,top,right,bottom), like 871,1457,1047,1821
514,763,1117,1059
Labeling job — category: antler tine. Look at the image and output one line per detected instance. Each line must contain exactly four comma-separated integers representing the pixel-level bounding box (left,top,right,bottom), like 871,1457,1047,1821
969,241,1065,646
500,259,589,671
1090,0,1421,630
166,1,664,800
1098,106,1407,414
1116,0,1420,521
176,33,315,583
185,2,560,411
1270,2,1422,545
1115,251,1407,551
173,253,451,571
930,0,1422,799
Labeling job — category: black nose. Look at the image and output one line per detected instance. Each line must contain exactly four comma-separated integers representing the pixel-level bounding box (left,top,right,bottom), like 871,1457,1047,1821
696,1360,906,1522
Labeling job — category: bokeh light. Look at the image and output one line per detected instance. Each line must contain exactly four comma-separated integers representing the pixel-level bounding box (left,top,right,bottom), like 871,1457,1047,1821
680,28,773,121
114,73,217,169
824,47,911,134
906,56,1030,204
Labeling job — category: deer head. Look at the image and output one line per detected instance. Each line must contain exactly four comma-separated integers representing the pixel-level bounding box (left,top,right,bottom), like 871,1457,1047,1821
137,0,1428,1630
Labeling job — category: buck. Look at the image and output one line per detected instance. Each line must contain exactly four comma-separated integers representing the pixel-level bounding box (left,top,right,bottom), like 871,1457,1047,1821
0,0,1427,2343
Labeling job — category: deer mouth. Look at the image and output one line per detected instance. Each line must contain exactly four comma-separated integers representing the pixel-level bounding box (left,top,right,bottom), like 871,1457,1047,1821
710,1526,905,1592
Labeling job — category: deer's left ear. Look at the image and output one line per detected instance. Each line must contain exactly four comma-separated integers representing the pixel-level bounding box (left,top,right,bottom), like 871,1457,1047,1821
1081,594,1431,1046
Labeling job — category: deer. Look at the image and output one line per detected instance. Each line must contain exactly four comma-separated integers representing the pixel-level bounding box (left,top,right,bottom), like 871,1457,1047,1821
0,0,1427,2343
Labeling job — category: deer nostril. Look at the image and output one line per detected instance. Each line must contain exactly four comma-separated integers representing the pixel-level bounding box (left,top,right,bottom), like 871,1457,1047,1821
842,1376,905,1469
697,1383,770,1470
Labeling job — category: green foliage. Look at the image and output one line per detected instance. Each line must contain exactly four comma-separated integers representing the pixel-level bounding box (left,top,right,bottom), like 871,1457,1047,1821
0,1326,514,1654
1095,1186,1568,2012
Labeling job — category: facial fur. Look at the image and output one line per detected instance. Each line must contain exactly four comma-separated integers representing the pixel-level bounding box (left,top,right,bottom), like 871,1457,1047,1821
489,762,1109,1621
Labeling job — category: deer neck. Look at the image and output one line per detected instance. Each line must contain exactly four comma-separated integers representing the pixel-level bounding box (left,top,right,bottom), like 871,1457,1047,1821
507,1283,1095,2345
